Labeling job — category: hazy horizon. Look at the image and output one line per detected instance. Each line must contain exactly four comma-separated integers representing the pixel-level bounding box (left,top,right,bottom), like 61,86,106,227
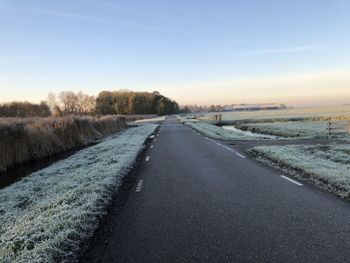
1,0,350,107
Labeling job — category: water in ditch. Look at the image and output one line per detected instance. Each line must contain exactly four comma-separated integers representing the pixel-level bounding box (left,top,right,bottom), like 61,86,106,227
222,125,279,139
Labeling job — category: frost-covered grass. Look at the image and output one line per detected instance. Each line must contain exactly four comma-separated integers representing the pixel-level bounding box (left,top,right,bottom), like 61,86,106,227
135,116,166,123
181,118,270,140
235,121,333,139
198,105,350,123
0,124,157,262
250,144,350,198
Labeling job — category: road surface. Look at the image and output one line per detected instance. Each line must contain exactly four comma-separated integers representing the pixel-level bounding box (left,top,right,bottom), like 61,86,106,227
83,117,350,262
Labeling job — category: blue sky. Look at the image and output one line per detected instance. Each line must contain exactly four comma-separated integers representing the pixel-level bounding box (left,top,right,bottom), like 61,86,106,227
1,0,350,106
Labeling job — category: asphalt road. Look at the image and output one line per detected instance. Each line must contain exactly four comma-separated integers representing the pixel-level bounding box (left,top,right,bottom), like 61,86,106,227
84,116,350,263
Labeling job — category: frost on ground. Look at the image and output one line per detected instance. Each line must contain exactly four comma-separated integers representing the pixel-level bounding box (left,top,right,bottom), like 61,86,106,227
178,117,269,140
250,144,350,198
235,121,332,139
197,105,350,123
0,124,158,263
135,116,166,123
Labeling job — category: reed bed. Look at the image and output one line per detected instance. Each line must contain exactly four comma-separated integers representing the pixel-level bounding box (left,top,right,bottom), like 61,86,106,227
0,116,127,172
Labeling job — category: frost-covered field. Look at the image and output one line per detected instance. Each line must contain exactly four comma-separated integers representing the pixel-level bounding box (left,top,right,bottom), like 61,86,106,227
250,144,350,198
188,106,350,139
180,118,271,140
199,105,350,122
0,124,157,262
235,121,331,138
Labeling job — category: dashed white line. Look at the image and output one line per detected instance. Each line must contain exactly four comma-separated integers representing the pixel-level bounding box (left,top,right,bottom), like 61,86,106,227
135,180,144,192
150,145,154,149
223,146,234,152
281,175,303,186
208,139,247,159
236,153,246,159
145,156,150,162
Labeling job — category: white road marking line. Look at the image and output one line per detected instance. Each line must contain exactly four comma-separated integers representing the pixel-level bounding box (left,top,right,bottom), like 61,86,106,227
135,180,143,192
145,156,150,162
236,153,246,159
150,145,154,149
281,175,303,186
213,141,247,159
223,146,234,152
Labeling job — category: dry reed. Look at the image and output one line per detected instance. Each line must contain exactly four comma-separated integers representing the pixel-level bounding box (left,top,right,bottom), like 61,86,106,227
0,116,127,172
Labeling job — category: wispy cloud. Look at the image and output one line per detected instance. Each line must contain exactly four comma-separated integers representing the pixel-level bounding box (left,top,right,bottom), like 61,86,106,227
29,8,168,32
231,44,327,56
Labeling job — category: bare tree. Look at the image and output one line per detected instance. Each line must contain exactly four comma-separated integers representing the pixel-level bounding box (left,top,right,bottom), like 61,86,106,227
76,91,96,115
59,91,78,115
47,91,95,116
47,92,62,116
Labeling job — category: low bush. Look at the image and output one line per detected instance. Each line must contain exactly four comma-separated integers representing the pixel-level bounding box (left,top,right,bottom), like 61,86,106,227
0,116,127,172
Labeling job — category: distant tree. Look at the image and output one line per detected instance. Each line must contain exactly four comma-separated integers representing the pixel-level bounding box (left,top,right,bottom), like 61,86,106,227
279,103,287,109
209,105,216,112
112,92,130,115
131,93,153,114
47,92,62,116
216,105,223,112
76,91,96,115
95,91,115,115
47,91,96,116
0,101,51,117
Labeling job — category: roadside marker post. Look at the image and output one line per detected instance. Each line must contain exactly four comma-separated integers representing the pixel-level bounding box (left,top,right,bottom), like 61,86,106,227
327,120,350,138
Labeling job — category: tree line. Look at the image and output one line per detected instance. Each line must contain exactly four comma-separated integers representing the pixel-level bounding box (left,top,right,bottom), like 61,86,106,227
0,101,51,117
96,90,179,115
181,104,224,113
0,90,180,117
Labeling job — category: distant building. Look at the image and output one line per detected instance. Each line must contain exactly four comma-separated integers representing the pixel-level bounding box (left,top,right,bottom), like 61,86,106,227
223,103,281,112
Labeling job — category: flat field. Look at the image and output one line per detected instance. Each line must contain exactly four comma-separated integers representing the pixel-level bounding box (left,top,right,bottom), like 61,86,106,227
196,106,350,139
200,105,350,123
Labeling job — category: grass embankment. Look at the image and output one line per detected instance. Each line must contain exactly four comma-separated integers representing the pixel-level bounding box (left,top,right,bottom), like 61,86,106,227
0,124,158,262
177,116,267,140
0,116,127,172
235,121,331,139
250,144,350,198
